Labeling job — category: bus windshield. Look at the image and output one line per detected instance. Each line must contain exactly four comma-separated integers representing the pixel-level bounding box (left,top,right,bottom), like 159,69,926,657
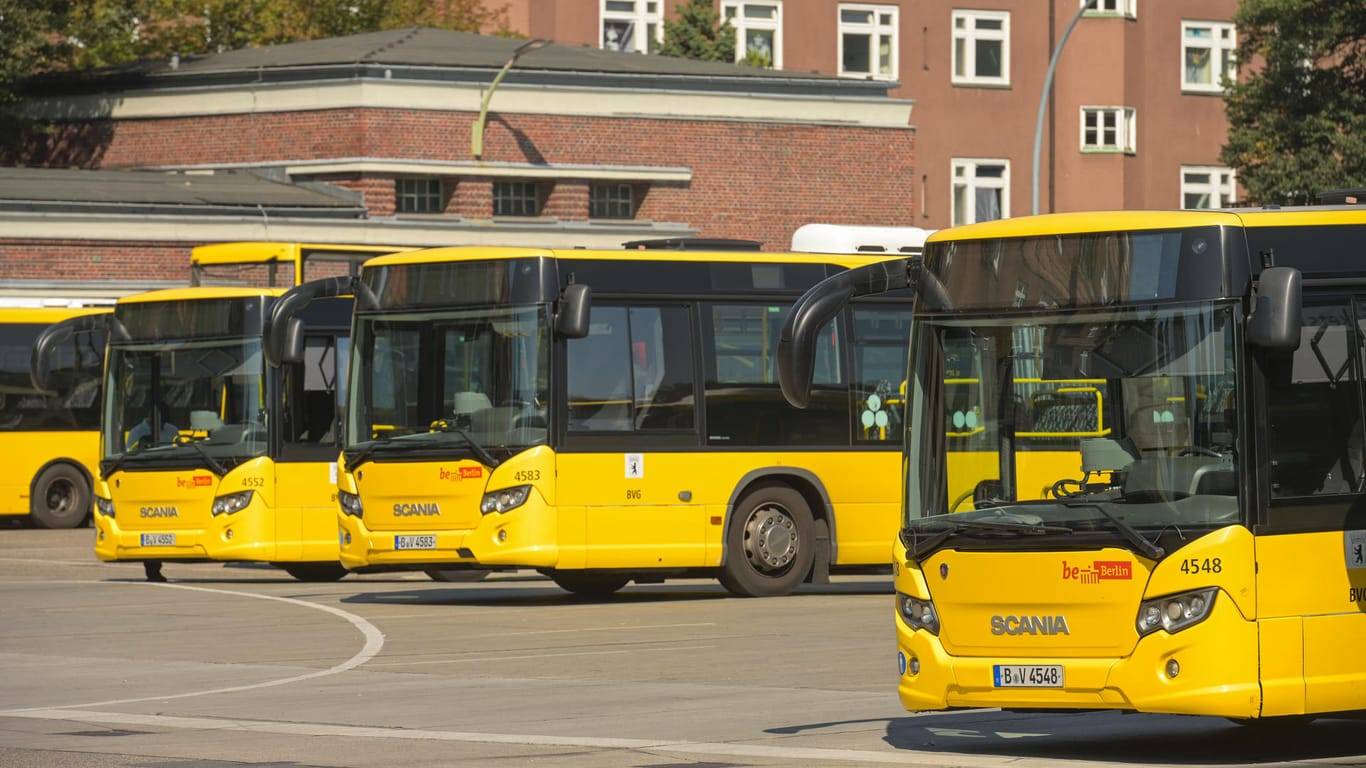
906,301,1239,537
346,304,550,461
102,337,268,469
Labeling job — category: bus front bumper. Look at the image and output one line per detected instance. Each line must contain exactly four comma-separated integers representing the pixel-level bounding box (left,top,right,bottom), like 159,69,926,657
337,504,561,571
92,507,282,563
895,596,1260,718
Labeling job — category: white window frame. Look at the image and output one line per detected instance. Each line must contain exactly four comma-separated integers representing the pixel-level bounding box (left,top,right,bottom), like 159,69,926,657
1180,165,1236,209
1181,20,1236,93
1084,0,1136,18
1080,106,1136,153
837,3,898,81
601,0,662,54
952,9,1010,87
724,1,782,69
951,158,1010,226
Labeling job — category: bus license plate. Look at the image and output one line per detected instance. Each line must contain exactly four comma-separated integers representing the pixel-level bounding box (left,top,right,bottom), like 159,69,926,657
141,533,175,546
993,664,1063,688
395,535,436,550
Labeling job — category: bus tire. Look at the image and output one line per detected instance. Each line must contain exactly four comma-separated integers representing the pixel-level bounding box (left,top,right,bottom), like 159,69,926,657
545,570,630,597
280,562,349,582
30,463,91,529
719,485,814,597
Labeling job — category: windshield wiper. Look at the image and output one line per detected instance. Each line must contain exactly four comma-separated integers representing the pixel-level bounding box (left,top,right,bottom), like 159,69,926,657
176,438,227,476
343,436,391,473
431,421,501,468
903,515,1072,562
1061,501,1165,560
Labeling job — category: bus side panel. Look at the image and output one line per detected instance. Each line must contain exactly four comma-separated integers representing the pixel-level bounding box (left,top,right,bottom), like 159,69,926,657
1257,531,1366,715
557,452,708,569
1258,617,1305,717
273,460,340,563
0,433,98,516
794,452,899,566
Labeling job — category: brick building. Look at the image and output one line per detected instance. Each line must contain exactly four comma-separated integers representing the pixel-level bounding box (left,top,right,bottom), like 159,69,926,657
2,27,914,299
493,0,1240,227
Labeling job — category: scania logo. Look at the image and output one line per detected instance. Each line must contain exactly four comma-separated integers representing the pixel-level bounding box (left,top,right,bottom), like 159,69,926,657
990,615,1071,636
140,506,179,518
393,502,441,516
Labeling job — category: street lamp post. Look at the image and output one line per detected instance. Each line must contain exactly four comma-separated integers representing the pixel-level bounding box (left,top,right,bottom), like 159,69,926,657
471,38,550,161
1031,0,1096,215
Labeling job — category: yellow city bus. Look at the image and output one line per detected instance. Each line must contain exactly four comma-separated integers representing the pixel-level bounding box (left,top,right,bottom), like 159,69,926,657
33,243,409,579
2,306,109,528
778,205,1366,721
266,240,914,596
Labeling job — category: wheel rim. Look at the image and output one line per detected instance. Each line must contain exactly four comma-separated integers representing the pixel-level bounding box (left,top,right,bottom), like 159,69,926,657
45,479,75,515
742,503,798,571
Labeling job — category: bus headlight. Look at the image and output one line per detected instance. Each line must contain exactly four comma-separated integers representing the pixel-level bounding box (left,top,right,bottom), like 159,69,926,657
898,592,940,635
481,485,530,514
211,490,254,517
1136,587,1218,636
95,497,115,519
338,490,363,518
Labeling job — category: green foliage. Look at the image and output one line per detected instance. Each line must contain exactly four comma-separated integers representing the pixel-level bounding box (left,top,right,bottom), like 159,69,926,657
1221,0,1366,205
658,0,736,63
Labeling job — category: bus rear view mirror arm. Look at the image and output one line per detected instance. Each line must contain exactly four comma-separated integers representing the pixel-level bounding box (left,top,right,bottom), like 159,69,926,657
30,312,118,392
778,256,946,409
1247,266,1302,351
265,276,357,367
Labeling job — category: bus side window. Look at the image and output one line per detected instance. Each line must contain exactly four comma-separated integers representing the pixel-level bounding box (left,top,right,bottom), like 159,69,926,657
1266,302,1365,497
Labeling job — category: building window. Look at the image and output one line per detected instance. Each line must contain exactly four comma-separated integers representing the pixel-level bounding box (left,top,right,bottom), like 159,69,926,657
724,1,782,68
493,181,542,217
590,184,636,219
1085,0,1136,18
951,159,1009,226
952,9,1009,87
395,178,442,214
602,0,662,54
838,4,897,80
1181,166,1236,209
1081,107,1136,153
1182,21,1235,93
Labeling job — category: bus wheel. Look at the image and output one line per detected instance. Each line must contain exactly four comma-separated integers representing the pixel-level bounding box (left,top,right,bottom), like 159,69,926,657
719,485,814,597
280,562,349,582
30,463,91,529
546,570,630,597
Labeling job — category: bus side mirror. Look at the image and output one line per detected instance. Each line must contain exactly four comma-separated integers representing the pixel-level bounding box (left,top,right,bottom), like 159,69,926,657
279,317,306,364
1247,267,1302,351
556,283,591,339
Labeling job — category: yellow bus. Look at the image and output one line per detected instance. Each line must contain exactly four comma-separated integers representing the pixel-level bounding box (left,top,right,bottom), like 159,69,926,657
3,306,109,528
266,240,914,596
33,243,409,579
778,205,1366,721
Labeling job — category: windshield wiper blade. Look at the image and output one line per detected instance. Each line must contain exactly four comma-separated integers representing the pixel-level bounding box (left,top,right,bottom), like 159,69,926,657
177,438,227,476
1062,501,1165,560
343,437,389,473
432,422,501,468
903,517,1071,561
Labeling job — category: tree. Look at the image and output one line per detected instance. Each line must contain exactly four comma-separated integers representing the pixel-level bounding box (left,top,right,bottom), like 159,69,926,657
658,0,735,63
1221,0,1366,205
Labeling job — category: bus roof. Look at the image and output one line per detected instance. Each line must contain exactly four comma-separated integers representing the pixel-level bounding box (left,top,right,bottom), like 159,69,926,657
360,245,904,270
190,242,416,286
791,223,935,254
0,306,111,324
926,206,1366,243
116,286,288,305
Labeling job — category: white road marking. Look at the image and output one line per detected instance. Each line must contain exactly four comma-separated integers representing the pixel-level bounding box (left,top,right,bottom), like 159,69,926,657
1,708,1112,767
0,581,384,711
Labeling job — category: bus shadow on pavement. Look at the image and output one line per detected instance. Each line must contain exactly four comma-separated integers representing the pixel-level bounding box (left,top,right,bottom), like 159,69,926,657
339,576,892,607
874,709,1366,764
